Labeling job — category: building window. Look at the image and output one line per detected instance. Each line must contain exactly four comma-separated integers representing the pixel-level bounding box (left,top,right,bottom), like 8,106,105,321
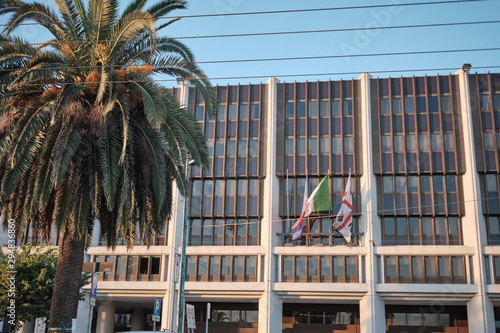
383,255,466,284
189,218,260,246
281,255,358,283
94,255,163,281
382,217,462,245
279,80,359,176
379,175,463,217
186,255,258,282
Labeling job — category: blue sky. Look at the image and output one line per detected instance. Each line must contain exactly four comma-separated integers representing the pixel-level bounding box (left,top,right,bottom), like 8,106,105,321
2,0,499,85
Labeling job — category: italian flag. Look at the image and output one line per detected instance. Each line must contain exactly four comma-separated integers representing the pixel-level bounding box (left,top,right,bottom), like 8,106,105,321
292,176,330,240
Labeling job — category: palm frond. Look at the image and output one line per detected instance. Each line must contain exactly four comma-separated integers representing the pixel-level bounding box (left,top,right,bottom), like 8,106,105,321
88,0,118,42
146,0,186,19
33,121,61,210
96,125,122,210
53,164,79,229
1,129,46,204
121,0,147,19
132,118,168,211
8,99,53,168
2,0,66,41
51,121,81,186
72,162,91,238
129,78,166,128
107,10,155,57
162,95,209,167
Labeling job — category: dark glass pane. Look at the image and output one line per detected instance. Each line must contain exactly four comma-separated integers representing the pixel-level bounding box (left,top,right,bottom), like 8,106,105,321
405,115,415,132
442,113,453,131
418,114,428,131
482,112,493,130
344,117,353,135
393,115,403,133
381,116,391,134
296,119,306,136
428,96,439,113
430,114,440,132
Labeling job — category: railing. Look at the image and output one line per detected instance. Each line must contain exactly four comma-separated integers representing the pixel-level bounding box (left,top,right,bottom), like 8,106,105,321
276,232,364,246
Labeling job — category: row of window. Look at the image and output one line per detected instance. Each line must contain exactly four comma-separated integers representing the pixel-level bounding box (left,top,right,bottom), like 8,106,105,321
190,84,266,178
191,179,261,217
375,75,453,97
380,175,462,216
291,311,355,325
384,255,466,284
282,255,358,283
209,310,258,323
279,80,359,176
94,255,164,281
375,76,463,174
382,217,462,246
189,218,259,246
186,255,259,282
386,312,453,327
282,101,357,175
472,74,500,172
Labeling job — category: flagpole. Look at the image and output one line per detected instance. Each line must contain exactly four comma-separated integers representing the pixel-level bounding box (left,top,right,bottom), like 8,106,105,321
286,169,289,234
328,169,332,246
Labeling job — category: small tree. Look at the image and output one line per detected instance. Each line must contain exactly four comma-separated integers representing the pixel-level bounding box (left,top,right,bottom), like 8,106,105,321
0,244,89,332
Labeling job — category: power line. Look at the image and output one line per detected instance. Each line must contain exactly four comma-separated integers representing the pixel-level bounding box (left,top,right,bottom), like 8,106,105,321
3,19,499,46
172,20,500,40
2,65,499,87
1,47,499,73
0,0,484,28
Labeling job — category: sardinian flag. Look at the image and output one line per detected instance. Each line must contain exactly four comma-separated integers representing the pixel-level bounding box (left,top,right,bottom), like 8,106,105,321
333,175,353,243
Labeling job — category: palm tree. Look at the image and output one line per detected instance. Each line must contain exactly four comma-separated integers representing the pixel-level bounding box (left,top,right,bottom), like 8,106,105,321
0,0,216,329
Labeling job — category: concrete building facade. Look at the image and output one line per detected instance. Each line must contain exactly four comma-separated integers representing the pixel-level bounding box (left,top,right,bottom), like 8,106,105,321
3,68,500,333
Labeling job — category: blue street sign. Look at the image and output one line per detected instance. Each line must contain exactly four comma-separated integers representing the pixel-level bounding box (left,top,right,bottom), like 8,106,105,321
153,298,161,317
90,273,98,306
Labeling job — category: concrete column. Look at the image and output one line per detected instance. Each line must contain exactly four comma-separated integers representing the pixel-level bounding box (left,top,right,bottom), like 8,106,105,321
90,217,101,247
258,77,282,333
95,300,116,333
358,73,386,333
360,295,385,333
258,292,282,333
456,68,495,332
130,308,147,331
162,81,191,333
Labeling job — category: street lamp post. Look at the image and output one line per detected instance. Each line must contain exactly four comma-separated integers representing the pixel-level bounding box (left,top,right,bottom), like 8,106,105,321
177,160,194,333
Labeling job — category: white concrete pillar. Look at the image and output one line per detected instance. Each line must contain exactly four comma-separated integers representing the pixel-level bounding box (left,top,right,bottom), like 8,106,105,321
130,308,146,331
162,81,191,333
358,73,386,333
360,295,386,333
95,300,116,333
90,217,101,247
456,68,495,332
258,77,282,333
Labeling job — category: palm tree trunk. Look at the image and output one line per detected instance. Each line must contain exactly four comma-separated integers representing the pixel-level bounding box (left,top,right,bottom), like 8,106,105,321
49,224,87,330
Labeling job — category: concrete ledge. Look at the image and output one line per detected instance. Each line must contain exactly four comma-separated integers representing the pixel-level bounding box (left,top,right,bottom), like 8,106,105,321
376,283,477,303
275,246,368,256
374,246,476,256
274,282,368,301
